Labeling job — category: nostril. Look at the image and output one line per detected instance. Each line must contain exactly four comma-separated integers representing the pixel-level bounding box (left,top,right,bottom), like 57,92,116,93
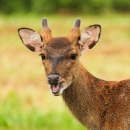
47,74,59,85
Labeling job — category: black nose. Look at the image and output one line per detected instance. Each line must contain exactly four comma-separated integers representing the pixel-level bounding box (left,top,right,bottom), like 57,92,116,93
47,74,59,85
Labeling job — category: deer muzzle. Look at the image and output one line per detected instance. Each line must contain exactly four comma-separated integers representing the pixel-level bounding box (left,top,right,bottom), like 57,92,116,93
47,74,65,96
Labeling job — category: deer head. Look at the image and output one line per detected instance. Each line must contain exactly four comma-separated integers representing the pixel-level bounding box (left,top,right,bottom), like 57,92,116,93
18,18,101,96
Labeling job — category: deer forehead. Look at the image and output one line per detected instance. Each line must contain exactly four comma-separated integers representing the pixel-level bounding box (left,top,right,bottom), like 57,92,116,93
43,37,78,56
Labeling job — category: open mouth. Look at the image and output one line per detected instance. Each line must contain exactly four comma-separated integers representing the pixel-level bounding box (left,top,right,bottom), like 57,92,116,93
50,83,63,94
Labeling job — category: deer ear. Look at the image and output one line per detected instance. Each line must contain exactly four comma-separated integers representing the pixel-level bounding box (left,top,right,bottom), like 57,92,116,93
18,28,43,52
78,24,101,53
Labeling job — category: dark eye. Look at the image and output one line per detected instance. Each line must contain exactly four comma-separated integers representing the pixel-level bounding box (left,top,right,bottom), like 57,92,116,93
70,54,77,60
39,54,46,60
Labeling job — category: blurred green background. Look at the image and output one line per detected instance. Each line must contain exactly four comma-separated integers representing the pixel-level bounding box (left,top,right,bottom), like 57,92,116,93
0,0,130,14
0,0,130,130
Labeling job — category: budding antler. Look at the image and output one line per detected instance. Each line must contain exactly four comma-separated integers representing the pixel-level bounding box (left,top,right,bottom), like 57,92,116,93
41,18,52,43
68,18,81,42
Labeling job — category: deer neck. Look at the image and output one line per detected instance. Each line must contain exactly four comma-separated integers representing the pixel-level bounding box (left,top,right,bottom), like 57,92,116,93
62,63,107,129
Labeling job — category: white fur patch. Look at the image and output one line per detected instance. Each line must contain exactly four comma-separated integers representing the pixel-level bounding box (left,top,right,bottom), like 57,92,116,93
50,81,72,96
29,32,42,45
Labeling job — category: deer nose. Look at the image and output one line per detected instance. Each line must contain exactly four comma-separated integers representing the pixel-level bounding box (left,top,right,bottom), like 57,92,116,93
47,74,59,85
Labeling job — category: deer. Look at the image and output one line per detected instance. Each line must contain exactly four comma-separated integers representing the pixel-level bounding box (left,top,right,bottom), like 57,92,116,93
18,18,130,130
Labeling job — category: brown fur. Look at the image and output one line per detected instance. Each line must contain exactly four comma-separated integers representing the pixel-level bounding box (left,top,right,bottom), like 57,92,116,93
62,64,130,130
41,27,52,43
68,27,80,42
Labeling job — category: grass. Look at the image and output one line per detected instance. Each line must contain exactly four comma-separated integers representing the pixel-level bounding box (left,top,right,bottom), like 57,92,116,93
0,13,130,130
0,91,82,130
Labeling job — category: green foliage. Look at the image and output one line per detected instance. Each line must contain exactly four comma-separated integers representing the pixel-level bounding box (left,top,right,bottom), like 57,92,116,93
113,0,130,12
0,0,130,15
0,91,85,130
0,0,32,14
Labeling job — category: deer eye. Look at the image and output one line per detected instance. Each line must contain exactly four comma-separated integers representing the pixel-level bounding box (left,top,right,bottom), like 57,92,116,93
70,54,77,60
39,54,46,60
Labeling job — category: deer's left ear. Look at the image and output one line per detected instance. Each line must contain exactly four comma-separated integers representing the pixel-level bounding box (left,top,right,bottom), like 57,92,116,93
78,24,101,54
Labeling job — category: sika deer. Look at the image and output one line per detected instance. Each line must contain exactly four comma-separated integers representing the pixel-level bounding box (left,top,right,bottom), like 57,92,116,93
18,18,130,130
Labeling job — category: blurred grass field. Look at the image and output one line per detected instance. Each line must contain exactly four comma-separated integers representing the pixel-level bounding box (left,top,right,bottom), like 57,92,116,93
0,14,130,130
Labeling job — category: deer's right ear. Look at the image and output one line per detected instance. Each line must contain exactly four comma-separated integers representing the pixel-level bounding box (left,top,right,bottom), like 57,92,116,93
18,28,43,52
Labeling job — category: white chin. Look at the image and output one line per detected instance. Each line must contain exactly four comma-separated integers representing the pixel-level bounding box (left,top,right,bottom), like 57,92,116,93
50,88,63,96
49,82,71,96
